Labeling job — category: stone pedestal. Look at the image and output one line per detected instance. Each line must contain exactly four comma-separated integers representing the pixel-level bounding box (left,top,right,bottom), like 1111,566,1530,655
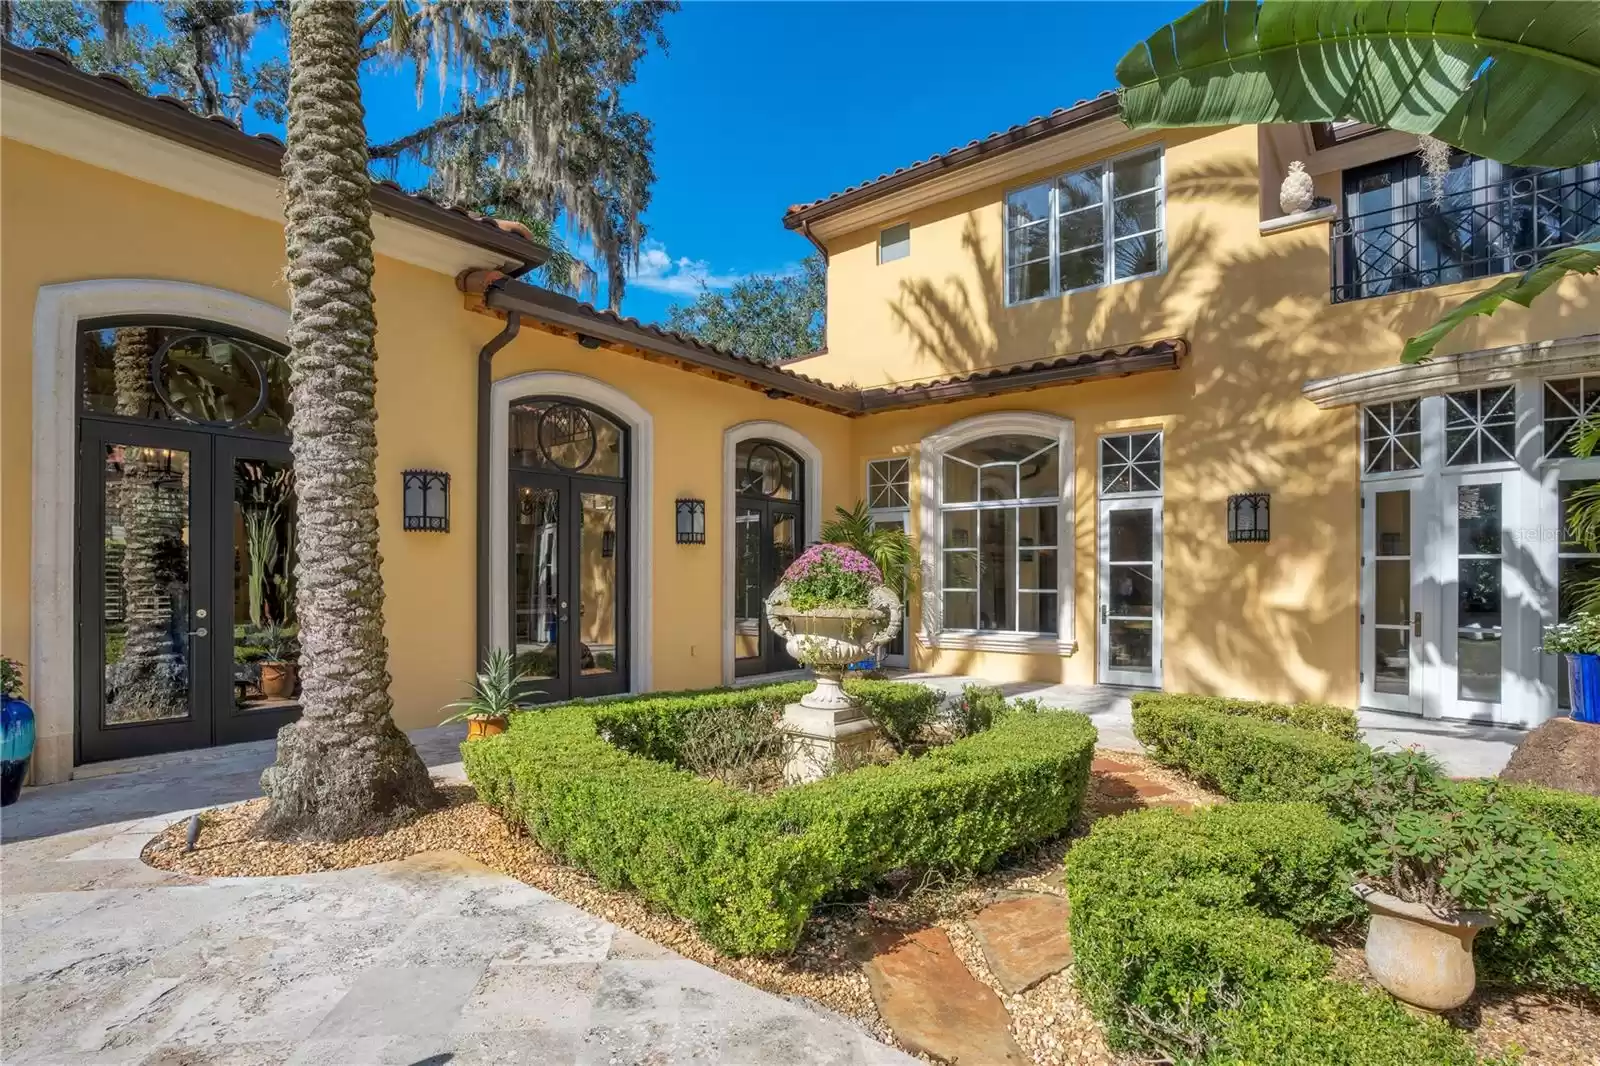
781,702,881,784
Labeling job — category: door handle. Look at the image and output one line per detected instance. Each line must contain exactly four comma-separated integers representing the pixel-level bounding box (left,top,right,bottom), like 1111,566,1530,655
189,627,209,638
1412,612,1422,638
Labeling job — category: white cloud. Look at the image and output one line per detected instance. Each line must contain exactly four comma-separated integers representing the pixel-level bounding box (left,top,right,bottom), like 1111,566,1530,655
627,240,747,296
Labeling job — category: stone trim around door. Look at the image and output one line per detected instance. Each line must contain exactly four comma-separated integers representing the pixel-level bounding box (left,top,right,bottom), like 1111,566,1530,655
1302,333,1600,410
488,371,653,694
721,421,824,685
30,279,291,784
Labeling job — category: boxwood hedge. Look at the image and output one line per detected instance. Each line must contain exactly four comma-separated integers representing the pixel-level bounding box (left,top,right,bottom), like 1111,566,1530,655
1065,803,1486,1064
463,681,1095,955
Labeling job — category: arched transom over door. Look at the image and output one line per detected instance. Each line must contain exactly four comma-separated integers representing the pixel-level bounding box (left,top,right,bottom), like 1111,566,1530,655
733,439,805,677
507,398,630,702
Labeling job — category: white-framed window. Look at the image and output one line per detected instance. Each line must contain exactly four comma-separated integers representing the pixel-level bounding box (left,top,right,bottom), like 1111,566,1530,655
1543,376,1600,460
1444,386,1516,467
866,457,910,510
918,413,1075,653
1363,400,1422,474
1005,145,1165,305
878,222,911,264
1099,431,1163,495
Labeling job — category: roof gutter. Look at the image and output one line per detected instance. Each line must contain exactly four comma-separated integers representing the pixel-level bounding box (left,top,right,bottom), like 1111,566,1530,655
1,43,551,271
475,275,863,414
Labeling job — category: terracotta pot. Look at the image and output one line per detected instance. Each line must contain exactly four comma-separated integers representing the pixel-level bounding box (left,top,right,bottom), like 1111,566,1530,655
465,716,508,741
259,661,297,699
1353,884,1496,1010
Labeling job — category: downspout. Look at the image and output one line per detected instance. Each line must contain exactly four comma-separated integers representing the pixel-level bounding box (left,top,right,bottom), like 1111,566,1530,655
475,304,521,663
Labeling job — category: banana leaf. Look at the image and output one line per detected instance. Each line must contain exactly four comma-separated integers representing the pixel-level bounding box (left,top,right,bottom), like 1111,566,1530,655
1116,0,1600,168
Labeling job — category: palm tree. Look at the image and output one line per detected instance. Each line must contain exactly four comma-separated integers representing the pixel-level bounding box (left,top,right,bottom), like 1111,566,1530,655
256,0,435,839
821,502,915,595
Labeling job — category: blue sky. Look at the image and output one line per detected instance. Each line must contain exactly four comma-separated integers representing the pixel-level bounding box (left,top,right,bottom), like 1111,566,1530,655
140,2,1193,325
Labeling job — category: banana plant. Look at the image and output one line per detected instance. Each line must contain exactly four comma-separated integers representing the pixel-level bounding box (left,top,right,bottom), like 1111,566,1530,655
1115,0,1600,360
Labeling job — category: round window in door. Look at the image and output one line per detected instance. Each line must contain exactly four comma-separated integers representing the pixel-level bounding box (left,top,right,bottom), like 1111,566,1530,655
507,398,629,702
734,439,805,677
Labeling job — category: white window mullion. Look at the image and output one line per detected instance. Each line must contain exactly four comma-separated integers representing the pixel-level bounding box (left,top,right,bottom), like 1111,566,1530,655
1101,165,1114,287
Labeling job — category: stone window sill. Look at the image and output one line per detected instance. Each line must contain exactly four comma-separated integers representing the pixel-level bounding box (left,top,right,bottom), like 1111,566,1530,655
1259,203,1338,235
918,631,1078,656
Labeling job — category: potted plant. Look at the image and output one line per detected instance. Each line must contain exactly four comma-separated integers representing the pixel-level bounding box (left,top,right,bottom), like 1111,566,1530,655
1,657,34,807
765,543,903,712
443,648,533,740
255,625,300,699
1316,749,1565,1010
1541,611,1600,723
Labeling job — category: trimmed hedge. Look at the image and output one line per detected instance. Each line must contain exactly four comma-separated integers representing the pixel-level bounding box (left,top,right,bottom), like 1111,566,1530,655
1132,698,1368,802
1066,803,1485,1064
1479,842,1600,995
1461,780,1600,847
1130,691,1360,740
464,682,1095,955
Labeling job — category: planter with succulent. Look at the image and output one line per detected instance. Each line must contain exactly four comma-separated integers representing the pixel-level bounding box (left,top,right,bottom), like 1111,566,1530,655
1315,749,1566,1010
443,648,534,741
1541,611,1600,723
254,625,300,699
1,657,34,806
764,543,903,781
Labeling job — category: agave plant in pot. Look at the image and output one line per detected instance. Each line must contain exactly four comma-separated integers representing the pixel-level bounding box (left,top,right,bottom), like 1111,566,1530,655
255,625,300,700
443,648,534,741
1315,749,1566,1010
764,543,902,781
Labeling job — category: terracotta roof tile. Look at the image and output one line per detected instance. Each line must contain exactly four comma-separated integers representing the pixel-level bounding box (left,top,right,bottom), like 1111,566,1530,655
784,92,1120,227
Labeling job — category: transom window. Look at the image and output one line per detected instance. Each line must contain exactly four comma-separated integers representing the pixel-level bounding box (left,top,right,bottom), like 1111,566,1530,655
1100,432,1162,495
1363,400,1422,473
1444,387,1516,467
939,434,1060,634
1005,145,1165,305
80,320,291,434
509,399,625,478
1544,377,1600,460
867,458,910,510
736,439,801,500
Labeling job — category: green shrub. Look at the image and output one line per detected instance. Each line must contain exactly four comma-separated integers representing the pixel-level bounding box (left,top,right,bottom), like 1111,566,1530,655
947,683,1006,738
1479,842,1600,995
1133,699,1368,802
465,685,1095,955
1461,779,1600,847
846,678,944,751
1130,691,1359,740
1065,803,1484,1064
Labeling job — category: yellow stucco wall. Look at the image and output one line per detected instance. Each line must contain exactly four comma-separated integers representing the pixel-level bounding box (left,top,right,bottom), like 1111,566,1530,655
0,138,854,778
815,124,1600,704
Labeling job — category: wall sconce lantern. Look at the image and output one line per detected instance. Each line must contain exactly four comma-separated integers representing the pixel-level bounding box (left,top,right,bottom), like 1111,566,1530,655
676,498,706,544
1227,492,1270,543
402,470,450,532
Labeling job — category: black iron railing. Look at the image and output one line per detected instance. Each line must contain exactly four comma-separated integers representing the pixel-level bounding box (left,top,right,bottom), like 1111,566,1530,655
1331,169,1599,303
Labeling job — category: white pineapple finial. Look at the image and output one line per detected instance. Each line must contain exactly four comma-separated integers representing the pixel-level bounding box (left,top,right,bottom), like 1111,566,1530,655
1279,160,1316,215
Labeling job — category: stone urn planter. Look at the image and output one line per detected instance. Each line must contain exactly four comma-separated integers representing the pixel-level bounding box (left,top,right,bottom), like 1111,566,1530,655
765,580,903,783
1352,883,1496,1011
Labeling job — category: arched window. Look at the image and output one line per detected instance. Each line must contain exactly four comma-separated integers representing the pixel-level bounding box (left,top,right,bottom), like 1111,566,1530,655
80,320,291,434
920,413,1075,653
736,439,801,500
508,399,626,477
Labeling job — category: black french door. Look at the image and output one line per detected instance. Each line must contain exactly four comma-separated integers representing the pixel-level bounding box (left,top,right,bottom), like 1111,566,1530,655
509,470,628,702
733,496,803,677
77,420,301,763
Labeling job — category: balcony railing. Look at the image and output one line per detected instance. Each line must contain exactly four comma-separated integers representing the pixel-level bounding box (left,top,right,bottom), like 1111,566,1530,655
1330,168,1598,303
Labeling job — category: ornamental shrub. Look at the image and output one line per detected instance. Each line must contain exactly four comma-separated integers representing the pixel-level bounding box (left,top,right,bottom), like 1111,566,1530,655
947,683,1006,738
1066,803,1484,1064
1133,698,1368,802
1478,841,1600,995
465,681,1095,955
1460,779,1600,847
778,543,882,610
1130,691,1359,739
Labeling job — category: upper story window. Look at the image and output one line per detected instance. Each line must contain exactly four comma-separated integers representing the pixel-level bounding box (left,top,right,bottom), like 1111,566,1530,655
878,223,911,264
1332,152,1598,303
1005,145,1165,305
80,320,291,434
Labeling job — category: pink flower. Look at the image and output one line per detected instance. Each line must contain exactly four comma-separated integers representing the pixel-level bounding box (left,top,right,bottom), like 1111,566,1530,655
781,543,883,587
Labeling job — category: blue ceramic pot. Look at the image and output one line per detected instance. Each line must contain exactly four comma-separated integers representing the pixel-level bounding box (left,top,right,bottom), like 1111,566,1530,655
1565,653,1600,725
1,693,35,806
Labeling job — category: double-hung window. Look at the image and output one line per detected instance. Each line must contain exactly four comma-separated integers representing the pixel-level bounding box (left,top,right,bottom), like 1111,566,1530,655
1005,145,1165,304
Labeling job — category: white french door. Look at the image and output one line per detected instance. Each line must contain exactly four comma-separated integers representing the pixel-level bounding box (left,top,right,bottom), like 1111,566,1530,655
1097,498,1163,687
1439,470,1524,724
1360,480,1431,715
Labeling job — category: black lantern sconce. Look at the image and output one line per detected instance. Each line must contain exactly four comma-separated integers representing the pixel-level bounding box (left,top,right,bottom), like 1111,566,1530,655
676,498,706,544
402,470,450,532
1227,493,1270,543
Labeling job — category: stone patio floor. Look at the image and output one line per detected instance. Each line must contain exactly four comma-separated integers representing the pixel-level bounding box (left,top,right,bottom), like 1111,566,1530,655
0,729,913,1066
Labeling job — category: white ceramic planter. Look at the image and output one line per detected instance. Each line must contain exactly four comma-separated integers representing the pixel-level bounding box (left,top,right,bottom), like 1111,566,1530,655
1352,883,1496,1011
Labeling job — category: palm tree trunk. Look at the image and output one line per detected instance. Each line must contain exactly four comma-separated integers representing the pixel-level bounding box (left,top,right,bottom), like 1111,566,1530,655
259,0,434,839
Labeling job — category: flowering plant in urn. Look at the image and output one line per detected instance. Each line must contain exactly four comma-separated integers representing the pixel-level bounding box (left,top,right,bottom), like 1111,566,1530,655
765,544,903,711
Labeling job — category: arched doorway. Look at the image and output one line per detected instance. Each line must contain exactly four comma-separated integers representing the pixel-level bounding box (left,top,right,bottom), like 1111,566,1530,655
74,319,301,762
507,398,630,701
733,438,805,677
